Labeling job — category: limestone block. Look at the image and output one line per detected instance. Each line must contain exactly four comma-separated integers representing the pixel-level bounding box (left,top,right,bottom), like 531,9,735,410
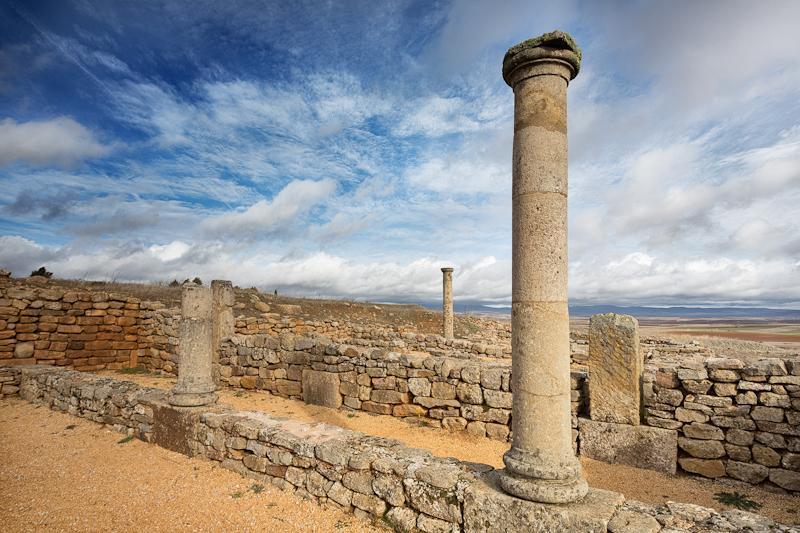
578,418,677,474
769,468,800,490
678,458,725,478
588,313,642,425
607,509,661,533
678,437,725,459
726,461,769,484
301,370,341,408
463,471,623,533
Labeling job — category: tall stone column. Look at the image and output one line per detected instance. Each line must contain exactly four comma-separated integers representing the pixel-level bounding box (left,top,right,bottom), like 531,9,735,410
498,31,588,504
170,284,218,407
211,280,235,384
441,267,454,339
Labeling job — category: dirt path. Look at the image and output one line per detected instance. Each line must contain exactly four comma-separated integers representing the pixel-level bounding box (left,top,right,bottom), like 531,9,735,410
0,399,380,532
105,371,800,525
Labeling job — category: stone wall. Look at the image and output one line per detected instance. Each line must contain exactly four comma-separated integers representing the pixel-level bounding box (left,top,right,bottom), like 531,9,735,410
13,366,158,439
643,357,800,492
0,279,148,371
4,365,796,532
218,333,587,444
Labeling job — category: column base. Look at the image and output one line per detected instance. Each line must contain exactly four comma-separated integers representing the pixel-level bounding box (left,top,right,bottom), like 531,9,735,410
169,390,218,407
498,468,588,504
464,470,623,533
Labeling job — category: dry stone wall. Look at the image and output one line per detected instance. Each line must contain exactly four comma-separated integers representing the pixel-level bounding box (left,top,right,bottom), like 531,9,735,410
643,357,800,492
4,365,797,532
0,277,147,372
218,333,587,444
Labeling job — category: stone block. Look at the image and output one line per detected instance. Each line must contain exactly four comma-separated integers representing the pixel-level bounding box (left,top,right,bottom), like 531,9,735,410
301,369,341,408
587,313,642,425
578,418,677,474
463,471,624,533
678,458,725,478
726,461,769,484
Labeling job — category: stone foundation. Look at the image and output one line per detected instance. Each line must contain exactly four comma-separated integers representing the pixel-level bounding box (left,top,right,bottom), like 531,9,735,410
3,365,796,532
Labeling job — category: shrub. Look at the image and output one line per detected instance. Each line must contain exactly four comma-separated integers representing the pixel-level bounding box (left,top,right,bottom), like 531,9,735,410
30,266,53,278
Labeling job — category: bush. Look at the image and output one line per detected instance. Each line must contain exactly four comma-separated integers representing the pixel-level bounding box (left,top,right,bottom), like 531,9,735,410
168,279,180,287
30,266,53,278
192,277,202,285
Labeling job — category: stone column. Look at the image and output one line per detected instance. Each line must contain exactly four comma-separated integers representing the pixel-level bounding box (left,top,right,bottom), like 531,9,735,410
169,284,218,407
441,267,454,339
498,31,588,504
211,280,235,384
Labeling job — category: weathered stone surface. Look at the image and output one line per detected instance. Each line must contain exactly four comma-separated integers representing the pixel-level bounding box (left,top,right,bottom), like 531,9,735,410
607,509,661,533
678,458,725,478
678,437,725,459
752,443,781,467
463,471,623,533
578,419,677,474
683,422,724,440
301,369,341,408
726,461,769,484
769,468,800,491
588,313,641,426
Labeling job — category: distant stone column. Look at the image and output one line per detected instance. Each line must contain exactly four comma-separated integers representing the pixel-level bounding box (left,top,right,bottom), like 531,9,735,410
588,313,642,425
211,279,235,383
170,284,218,407
441,267,454,339
498,31,588,504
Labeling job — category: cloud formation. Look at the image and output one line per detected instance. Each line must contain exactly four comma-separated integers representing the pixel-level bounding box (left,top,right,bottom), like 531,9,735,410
1,1,799,308
0,117,110,168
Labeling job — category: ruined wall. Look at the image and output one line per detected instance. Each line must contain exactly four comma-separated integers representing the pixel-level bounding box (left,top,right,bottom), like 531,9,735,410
643,357,800,492
0,278,147,371
4,365,795,532
218,334,587,443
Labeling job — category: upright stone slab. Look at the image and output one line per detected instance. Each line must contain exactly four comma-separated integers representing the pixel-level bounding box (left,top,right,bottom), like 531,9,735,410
588,313,642,425
169,284,218,407
441,267,454,339
498,30,588,504
302,369,342,408
211,280,235,383
578,418,677,474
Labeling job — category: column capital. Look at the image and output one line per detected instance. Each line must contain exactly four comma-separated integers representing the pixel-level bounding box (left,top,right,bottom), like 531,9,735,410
503,30,581,87
441,267,454,273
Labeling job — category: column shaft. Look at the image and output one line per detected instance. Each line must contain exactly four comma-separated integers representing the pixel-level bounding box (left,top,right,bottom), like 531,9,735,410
498,31,587,504
170,284,218,407
441,268,454,339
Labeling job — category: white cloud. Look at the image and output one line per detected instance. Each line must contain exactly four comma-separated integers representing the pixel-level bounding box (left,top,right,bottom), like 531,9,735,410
201,178,337,239
0,117,110,168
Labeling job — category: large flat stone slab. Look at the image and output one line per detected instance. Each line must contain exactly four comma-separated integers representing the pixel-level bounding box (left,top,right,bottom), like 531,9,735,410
588,313,642,425
578,418,677,474
151,401,205,456
302,369,342,408
463,470,624,532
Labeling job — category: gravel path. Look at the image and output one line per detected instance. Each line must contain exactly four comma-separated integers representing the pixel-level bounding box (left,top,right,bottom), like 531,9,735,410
0,399,381,532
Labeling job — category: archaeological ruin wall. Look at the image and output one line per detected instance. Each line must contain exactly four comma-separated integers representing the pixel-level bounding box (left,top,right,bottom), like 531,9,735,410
4,364,792,532
0,275,151,371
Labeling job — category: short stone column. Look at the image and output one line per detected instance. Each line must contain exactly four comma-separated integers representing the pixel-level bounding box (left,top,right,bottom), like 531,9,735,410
588,313,642,425
169,284,218,407
498,31,588,503
441,267,454,339
211,279,235,383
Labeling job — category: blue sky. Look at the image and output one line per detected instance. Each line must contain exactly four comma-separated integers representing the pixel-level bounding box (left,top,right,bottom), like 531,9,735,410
1,0,799,307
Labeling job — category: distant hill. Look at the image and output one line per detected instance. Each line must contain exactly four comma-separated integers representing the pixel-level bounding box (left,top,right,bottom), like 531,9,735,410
568,305,800,319
420,301,800,319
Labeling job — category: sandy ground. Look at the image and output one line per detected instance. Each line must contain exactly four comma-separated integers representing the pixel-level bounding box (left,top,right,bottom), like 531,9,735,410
98,371,800,525
0,399,381,532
